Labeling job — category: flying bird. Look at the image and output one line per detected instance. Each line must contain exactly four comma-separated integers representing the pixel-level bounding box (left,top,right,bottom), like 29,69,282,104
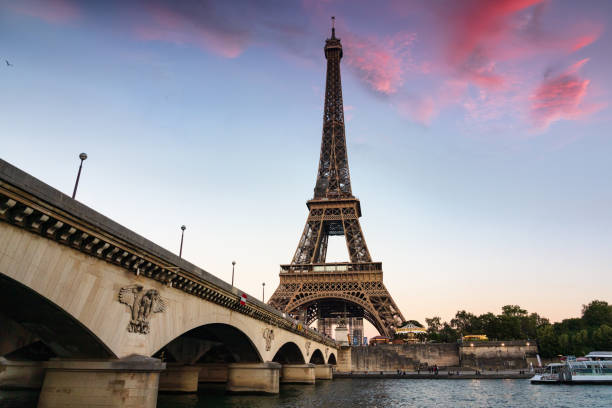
5,60,12,67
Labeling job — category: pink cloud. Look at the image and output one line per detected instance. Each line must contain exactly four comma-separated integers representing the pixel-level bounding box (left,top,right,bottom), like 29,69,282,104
134,3,249,58
530,59,603,129
570,33,600,52
437,0,545,88
394,0,605,131
426,1,601,88
342,31,416,95
7,0,79,23
395,80,468,125
518,17,603,56
446,0,544,61
396,96,436,125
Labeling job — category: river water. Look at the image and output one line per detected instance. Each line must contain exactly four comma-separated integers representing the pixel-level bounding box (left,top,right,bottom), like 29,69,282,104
2,379,612,407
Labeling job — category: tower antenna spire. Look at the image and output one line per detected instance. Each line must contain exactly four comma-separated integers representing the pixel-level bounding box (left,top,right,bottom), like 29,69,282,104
331,16,336,38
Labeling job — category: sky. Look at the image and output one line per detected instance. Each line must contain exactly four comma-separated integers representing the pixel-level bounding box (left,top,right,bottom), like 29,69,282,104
1,0,611,338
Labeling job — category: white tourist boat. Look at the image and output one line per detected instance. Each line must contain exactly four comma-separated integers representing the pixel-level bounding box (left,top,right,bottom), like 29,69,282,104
531,352,612,384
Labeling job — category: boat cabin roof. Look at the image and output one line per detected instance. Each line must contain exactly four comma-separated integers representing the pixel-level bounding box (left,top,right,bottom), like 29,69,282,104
585,351,612,359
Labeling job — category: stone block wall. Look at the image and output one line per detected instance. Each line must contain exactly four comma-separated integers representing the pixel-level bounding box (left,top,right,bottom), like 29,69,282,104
459,340,537,369
336,347,352,372
339,341,538,372
347,343,459,372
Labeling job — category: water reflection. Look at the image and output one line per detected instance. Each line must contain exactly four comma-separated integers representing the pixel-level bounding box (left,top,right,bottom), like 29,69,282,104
3,379,612,408
157,379,612,408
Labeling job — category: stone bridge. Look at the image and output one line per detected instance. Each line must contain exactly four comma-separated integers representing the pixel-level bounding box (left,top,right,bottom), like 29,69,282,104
0,159,338,407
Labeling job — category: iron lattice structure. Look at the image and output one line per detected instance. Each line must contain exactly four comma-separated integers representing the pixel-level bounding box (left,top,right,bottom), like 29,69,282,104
268,26,405,338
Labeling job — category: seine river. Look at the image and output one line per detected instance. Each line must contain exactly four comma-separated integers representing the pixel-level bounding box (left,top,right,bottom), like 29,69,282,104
3,379,612,407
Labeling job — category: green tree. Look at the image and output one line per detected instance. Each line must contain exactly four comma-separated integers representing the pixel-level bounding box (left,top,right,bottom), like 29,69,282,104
558,333,570,353
479,312,501,340
536,324,558,357
571,329,590,356
451,310,478,335
420,300,612,354
558,318,584,333
425,317,442,333
582,300,612,327
592,324,612,349
498,314,523,339
501,305,528,317
439,322,459,343
425,317,442,342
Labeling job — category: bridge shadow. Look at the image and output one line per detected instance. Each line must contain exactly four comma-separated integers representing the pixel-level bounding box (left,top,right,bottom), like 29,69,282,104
153,323,262,364
309,348,325,364
272,342,304,364
0,274,114,359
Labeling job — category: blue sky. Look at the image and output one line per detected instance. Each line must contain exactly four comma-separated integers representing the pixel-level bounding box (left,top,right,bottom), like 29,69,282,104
1,0,611,336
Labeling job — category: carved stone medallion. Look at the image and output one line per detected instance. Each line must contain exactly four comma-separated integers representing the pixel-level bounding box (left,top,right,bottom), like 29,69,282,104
263,328,275,351
118,285,166,334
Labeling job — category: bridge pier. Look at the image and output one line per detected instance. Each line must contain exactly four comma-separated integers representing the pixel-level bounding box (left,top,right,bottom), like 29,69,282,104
197,363,228,383
0,359,45,389
226,362,281,394
280,363,316,384
37,356,164,408
158,364,200,393
314,364,333,380
336,346,351,372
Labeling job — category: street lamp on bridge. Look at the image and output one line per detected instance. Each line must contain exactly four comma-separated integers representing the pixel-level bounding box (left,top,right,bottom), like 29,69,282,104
179,225,186,258
71,152,87,199
262,282,265,302
231,261,236,287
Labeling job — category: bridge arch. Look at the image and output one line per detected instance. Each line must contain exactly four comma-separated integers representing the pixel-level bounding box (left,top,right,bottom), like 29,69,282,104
309,348,325,364
272,341,305,364
0,273,115,359
327,352,337,365
288,295,387,336
154,322,262,364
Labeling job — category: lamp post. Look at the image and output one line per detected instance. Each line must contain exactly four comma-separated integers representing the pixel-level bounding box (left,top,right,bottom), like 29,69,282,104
262,282,265,302
179,225,186,258
231,261,236,287
71,153,88,199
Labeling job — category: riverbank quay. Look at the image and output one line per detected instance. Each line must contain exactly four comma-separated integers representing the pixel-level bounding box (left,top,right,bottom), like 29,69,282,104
339,341,539,372
334,370,533,379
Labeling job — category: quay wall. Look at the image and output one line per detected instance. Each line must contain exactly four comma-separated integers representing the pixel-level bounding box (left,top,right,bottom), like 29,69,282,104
339,341,537,372
348,343,459,372
459,341,538,369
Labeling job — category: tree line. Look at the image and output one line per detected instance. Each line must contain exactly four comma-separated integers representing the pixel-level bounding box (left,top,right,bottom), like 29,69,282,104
419,300,612,357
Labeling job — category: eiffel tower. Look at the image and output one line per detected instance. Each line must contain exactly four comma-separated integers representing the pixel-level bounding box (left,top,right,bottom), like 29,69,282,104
268,20,405,338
